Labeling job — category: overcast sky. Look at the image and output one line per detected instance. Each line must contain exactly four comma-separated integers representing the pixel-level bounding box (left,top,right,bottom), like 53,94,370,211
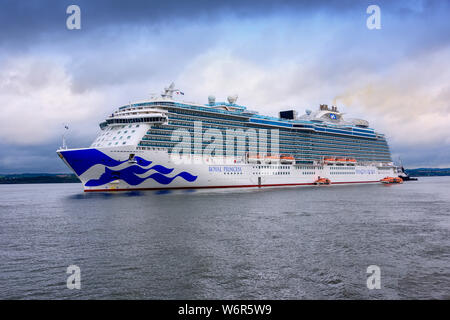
0,0,449,173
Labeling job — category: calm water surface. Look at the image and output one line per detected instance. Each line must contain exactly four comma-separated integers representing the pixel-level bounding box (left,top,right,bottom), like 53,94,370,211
0,177,449,299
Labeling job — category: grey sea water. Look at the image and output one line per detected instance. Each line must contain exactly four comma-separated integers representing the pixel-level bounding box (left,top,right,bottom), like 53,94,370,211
0,177,449,299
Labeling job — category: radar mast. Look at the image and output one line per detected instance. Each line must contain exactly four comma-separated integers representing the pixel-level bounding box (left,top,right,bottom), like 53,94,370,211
161,82,180,99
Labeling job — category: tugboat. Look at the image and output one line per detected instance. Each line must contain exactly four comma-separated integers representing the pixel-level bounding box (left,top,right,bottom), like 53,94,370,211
398,166,418,181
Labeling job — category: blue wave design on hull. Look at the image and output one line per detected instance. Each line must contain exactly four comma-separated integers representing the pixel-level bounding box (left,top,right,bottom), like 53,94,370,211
147,165,174,175
85,166,197,187
59,148,197,187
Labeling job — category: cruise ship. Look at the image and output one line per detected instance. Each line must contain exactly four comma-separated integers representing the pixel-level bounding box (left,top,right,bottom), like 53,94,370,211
57,83,396,192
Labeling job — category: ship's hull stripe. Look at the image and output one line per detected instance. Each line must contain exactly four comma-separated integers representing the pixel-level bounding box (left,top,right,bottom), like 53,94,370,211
84,180,380,192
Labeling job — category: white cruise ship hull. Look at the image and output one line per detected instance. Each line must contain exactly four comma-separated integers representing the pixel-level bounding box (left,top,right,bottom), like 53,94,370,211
58,147,396,192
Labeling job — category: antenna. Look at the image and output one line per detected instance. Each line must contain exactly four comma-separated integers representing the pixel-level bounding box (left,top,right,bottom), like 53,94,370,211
399,157,406,172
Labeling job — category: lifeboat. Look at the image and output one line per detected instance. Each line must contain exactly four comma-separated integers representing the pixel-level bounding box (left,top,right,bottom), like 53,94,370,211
380,177,403,184
280,155,295,164
265,155,281,164
314,177,331,185
336,157,347,163
247,154,264,164
346,158,357,163
324,157,336,164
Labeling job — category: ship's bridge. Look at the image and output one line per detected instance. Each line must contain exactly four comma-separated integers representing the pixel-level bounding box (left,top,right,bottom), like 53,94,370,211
101,106,168,128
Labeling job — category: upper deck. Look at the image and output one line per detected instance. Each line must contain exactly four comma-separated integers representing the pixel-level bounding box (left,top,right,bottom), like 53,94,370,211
113,99,380,140
91,84,391,164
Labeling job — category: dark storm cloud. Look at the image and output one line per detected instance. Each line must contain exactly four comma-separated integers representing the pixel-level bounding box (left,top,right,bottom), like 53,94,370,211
0,141,75,173
0,0,434,48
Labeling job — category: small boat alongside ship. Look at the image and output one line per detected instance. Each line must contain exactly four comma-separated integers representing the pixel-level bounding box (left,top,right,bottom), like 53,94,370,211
380,176,403,184
314,177,331,185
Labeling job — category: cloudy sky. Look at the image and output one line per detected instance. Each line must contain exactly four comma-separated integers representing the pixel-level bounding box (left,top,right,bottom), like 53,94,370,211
0,0,449,173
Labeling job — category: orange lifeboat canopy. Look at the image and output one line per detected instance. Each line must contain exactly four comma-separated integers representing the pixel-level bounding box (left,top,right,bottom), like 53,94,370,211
280,154,295,164
381,176,403,184
265,154,281,164
248,153,264,164
315,177,331,185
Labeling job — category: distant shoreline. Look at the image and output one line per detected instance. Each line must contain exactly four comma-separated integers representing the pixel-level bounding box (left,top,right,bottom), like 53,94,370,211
0,174,80,184
404,168,450,177
1,169,449,184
